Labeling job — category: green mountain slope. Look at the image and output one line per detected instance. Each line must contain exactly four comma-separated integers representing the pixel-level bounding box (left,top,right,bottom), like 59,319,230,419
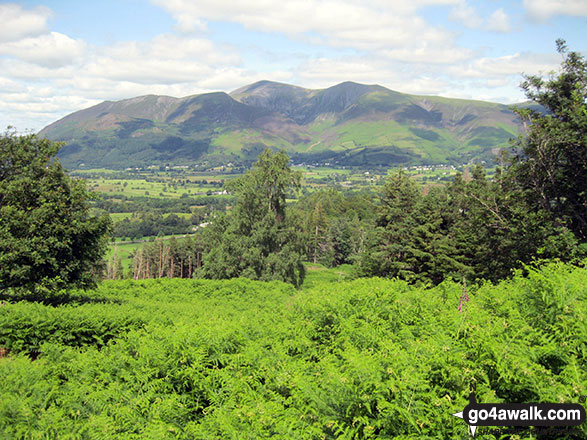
39,81,523,169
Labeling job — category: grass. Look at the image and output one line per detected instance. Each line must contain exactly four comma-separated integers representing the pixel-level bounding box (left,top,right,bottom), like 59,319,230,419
109,212,134,221
87,178,212,198
211,129,291,154
302,263,354,289
106,241,142,271
105,246,359,286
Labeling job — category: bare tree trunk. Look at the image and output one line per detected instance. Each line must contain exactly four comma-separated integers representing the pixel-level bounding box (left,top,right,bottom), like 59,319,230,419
169,255,175,278
314,225,318,264
112,249,121,279
158,242,163,278
133,248,143,280
106,258,113,280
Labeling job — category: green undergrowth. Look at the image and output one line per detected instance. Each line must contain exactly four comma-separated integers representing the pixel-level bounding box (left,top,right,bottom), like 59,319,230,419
302,263,354,289
0,262,585,439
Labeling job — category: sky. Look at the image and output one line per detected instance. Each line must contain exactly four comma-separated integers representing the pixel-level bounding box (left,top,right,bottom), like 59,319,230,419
1,0,585,132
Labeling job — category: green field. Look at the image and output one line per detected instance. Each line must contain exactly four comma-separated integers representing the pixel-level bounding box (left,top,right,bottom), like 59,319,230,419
81,165,461,198
1,261,585,438
109,212,134,221
107,241,142,271
109,213,192,221
87,178,210,198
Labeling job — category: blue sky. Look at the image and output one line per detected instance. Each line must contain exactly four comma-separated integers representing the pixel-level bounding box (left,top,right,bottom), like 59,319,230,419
1,0,585,131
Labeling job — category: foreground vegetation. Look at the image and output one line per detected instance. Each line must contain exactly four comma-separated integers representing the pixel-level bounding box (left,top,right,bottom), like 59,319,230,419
1,261,585,439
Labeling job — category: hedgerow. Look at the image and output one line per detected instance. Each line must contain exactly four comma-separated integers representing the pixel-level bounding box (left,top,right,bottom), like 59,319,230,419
0,263,585,439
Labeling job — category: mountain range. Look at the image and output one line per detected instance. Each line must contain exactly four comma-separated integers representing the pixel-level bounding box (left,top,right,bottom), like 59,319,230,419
39,80,524,169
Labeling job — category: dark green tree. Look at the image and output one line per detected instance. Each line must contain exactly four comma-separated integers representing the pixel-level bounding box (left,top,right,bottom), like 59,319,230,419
359,166,568,284
0,130,111,290
359,171,467,283
512,39,587,239
327,216,354,266
198,149,306,287
446,165,568,282
366,170,422,279
294,189,375,267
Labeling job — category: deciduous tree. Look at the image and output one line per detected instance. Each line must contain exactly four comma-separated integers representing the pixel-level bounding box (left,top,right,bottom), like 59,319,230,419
198,149,306,286
0,130,111,290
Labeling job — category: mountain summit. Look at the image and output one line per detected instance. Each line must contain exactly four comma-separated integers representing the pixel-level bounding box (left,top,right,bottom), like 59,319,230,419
40,81,521,169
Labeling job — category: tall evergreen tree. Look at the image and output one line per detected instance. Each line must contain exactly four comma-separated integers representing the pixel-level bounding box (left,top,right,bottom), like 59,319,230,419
358,171,424,280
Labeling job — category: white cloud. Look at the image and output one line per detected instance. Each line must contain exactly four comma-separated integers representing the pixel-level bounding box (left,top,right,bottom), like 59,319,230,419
0,4,52,43
296,58,387,87
486,78,510,88
0,83,99,131
1,0,575,132
0,30,292,130
0,75,22,91
449,1,483,28
295,57,450,95
75,35,244,86
486,8,512,33
0,58,76,80
101,35,239,65
148,0,479,83
448,52,560,79
152,0,466,58
148,35,237,64
380,45,472,64
54,77,202,101
449,2,513,33
0,32,86,67
197,68,292,91
294,54,540,104
364,0,461,13
523,0,587,21
398,77,451,96
155,0,464,35
84,57,214,85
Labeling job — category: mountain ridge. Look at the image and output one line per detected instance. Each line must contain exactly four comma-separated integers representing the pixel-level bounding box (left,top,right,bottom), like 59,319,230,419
39,81,523,169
